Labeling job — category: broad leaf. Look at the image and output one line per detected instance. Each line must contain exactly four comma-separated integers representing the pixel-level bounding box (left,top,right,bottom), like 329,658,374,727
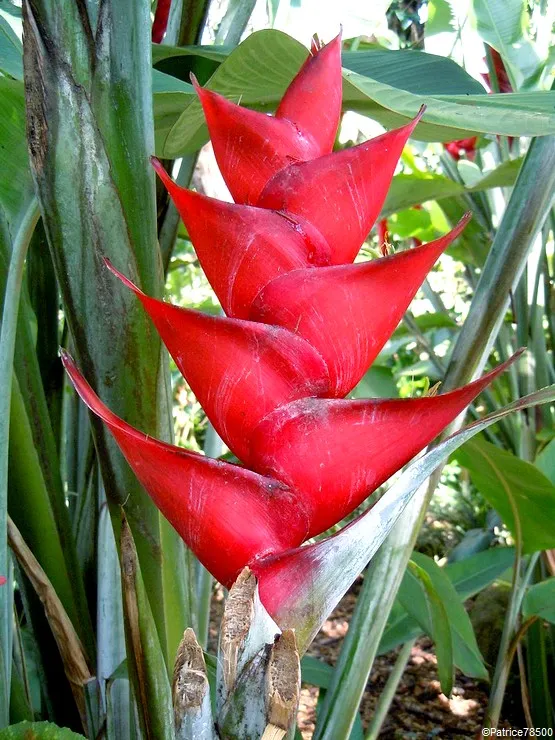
454,437,555,553
381,158,523,217
401,560,454,693
522,578,555,625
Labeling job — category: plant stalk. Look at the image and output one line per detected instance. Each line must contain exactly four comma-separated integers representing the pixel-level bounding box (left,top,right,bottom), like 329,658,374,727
0,198,39,726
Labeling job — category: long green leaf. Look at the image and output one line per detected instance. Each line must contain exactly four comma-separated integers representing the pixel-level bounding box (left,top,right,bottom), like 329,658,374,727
120,518,173,740
402,560,454,694
0,198,39,727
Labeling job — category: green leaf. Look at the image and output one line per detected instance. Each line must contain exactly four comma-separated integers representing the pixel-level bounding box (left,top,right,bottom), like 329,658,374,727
351,365,398,399
454,437,555,553
409,553,488,681
301,655,333,689
522,578,555,625
0,79,33,233
378,550,511,673
0,721,85,738
470,0,540,88
153,30,555,157
120,519,173,740
23,0,190,662
426,0,456,36
445,547,516,600
392,312,458,337
381,158,523,217
341,48,485,95
402,560,454,694
0,15,23,80
535,438,555,485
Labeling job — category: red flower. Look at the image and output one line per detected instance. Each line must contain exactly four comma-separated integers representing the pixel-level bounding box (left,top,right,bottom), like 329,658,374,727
63,34,510,593
445,137,478,161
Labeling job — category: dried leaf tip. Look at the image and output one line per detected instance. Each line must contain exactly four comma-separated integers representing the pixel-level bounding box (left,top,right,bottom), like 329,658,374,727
173,629,209,716
220,568,257,690
266,630,300,730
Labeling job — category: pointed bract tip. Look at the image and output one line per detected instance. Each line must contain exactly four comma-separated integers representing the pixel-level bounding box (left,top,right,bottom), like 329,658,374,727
150,157,177,194
411,105,426,128
103,260,144,298
59,347,74,371
189,72,200,91
451,211,472,237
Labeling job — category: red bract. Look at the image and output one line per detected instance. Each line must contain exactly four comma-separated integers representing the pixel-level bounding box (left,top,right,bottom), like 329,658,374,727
0,576,6,586
63,33,513,598
61,351,309,588
193,33,342,205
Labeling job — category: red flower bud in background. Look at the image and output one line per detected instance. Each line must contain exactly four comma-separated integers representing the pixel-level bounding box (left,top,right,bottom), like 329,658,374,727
151,0,171,44
63,33,513,600
0,576,6,586
445,137,477,161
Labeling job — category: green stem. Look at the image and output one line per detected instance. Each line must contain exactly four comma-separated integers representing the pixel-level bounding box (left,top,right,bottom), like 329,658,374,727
365,639,414,740
485,552,540,727
0,199,40,726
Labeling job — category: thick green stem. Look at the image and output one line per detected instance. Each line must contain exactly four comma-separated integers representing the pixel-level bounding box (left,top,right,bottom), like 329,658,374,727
485,552,540,727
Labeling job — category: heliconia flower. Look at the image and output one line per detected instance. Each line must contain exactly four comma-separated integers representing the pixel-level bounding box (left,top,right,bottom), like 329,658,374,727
61,351,309,588
192,33,342,205
250,216,470,397
248,356,517,537
62,33,516,601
